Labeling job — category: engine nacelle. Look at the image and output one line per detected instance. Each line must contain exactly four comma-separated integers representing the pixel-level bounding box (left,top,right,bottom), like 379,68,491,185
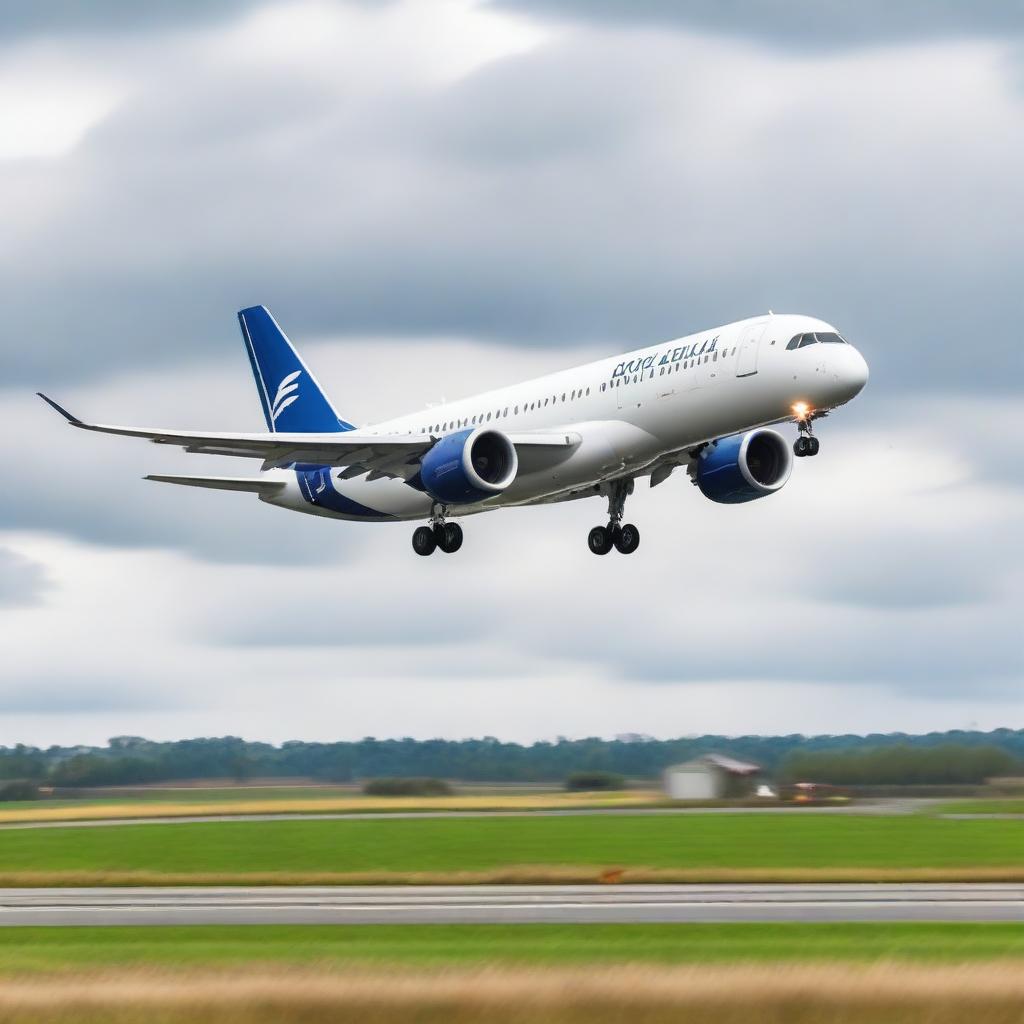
419,427,518,505
695,428,793,504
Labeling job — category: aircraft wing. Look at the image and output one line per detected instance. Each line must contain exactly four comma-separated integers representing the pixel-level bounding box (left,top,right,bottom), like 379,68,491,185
38,394,579,480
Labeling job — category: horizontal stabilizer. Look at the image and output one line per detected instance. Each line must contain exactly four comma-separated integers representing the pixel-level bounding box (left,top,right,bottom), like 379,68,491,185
144,474,285,495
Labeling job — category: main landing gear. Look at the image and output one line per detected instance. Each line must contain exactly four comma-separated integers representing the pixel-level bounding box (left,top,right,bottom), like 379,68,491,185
588,479,640,556
793,407,820,458
412,509,463,556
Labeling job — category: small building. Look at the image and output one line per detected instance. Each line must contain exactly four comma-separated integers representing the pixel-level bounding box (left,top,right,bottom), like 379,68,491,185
663,753,761,800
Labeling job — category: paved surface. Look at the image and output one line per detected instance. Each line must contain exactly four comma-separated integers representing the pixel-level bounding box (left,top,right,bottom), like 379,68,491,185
0,799,939,831
1,883,1022,925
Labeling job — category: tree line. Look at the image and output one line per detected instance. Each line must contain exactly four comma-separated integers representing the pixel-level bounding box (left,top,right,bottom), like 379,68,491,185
0,728,1022,787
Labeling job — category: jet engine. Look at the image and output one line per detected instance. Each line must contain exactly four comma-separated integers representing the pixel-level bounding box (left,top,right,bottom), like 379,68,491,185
694,428,793,504
419,427,518,504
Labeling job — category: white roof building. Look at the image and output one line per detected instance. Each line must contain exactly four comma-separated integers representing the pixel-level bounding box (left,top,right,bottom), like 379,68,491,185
663,753,761,800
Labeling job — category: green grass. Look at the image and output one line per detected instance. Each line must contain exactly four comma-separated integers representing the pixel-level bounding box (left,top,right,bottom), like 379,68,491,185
0,814,1022,876
0,924,1023,973
933,799,1024,815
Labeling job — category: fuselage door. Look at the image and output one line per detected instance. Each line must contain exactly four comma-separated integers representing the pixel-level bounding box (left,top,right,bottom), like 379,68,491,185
735,322,767,377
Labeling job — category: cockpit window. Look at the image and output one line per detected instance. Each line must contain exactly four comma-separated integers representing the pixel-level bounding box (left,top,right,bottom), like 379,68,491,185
788,331,848,349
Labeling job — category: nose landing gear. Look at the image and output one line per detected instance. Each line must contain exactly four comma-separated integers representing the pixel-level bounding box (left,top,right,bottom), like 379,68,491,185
412,508,464,556
588,479,640,556
794,434,819,458
792,404,820,458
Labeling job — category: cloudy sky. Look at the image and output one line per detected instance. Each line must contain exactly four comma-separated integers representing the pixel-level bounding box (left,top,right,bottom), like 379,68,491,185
2,0,1022,747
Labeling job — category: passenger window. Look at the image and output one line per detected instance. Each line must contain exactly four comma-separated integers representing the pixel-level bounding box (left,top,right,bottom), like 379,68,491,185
562,393,566,402
586,387,590,396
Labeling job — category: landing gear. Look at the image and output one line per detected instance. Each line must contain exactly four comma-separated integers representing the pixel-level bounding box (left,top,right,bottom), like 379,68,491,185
588,480,640,556
436,522,463,554
588,525,613,555
412,525,437,556
413,508,463,556
614,522,640,555
794,434,819,458
793,411,820,458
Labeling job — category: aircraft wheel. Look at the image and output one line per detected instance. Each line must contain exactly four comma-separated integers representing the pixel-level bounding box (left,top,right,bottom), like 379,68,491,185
794,435,810,457
437,522,463,554
588,525,613,556
806,436,820,457
614,523,640,555
412,526,437,556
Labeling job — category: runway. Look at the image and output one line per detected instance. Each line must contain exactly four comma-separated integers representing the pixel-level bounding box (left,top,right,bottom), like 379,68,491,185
1,883,1022,925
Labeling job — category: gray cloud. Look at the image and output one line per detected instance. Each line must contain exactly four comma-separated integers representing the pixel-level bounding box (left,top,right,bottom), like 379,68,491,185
0,677,181,714
0,1,271,43
495,1,1024,50
4,6,1022,402
0,549,51,607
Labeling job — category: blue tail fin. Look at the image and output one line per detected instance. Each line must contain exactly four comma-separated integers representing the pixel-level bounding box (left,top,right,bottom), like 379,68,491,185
237,305,354,433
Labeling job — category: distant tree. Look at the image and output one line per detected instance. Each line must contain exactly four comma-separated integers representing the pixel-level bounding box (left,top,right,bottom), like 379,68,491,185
362,777,452,796
779,744,1021,785
565,771,626,791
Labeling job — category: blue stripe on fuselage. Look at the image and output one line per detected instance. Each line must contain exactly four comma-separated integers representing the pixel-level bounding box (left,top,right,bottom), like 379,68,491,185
295,466,392,519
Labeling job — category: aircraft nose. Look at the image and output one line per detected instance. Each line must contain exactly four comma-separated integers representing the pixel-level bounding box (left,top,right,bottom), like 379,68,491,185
847,346,869,393
831,345,869,404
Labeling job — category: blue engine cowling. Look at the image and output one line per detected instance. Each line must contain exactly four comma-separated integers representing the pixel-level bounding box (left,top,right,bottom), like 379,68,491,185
694,428,793,504
419,427,519,505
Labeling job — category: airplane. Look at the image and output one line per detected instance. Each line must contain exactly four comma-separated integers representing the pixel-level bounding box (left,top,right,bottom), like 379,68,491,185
39,305,868,556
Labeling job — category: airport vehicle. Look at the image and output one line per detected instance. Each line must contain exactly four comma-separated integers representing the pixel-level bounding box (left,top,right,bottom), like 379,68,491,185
39,306,868,556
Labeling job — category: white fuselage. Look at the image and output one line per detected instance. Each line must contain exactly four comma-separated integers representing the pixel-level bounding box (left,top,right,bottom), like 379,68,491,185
262,313,869,521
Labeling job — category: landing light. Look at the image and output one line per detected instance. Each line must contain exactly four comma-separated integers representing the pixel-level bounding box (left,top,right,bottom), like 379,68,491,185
792,401,811,421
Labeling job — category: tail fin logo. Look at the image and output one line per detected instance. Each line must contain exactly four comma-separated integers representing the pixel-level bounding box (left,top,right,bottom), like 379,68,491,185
271,370,302,425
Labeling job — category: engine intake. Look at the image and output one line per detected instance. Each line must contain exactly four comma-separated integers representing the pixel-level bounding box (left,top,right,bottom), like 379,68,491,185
419,427,518,505
695,428,793,504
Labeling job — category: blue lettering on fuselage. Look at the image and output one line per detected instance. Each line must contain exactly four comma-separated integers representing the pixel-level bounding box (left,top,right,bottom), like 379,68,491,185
613,336,718,379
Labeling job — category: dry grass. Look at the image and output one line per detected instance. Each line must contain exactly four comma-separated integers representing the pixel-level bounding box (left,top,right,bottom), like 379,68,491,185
0,791,662,825
1,964,1024,1023
4,864,1024,887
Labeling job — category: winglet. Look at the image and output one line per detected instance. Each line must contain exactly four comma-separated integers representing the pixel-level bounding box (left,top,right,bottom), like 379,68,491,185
37,393,83,425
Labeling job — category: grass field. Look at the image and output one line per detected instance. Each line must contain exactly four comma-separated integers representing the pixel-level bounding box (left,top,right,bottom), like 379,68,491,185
933,799,1024,815
0,790,663,824
0,813,1022,884
1,924,1024,973
1,963,1024,1024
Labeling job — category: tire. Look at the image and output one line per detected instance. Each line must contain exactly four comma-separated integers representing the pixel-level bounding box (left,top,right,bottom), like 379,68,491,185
614,523,640,555
412,525,437,556
793,436,809,458
807,436,820,457
588,525,613,555
438,522,463,554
